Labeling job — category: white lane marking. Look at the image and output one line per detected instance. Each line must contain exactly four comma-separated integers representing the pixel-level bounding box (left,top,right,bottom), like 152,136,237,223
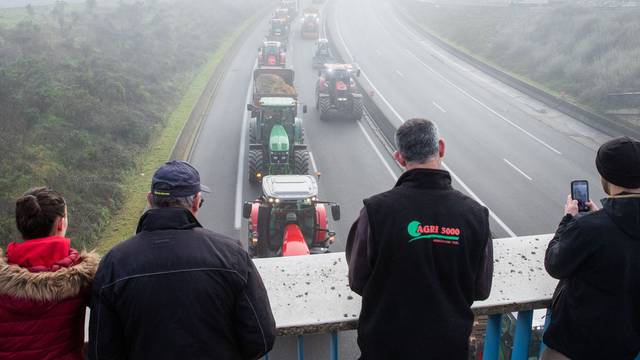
234,59,257,230
309,151,319,174
404,50,562,155
395,69,405,78
357,120,399,181
503,158,533,181
433,101,447,113
334,10,517,237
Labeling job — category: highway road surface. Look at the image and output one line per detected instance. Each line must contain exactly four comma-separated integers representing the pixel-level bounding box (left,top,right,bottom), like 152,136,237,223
188,0,612,358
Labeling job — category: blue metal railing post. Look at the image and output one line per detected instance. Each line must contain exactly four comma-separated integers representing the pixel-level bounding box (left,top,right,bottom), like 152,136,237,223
330,331,339,360
297,335,305,360
538,309,552,357
483,314,502,360
264,353,269,360
512,310,534,360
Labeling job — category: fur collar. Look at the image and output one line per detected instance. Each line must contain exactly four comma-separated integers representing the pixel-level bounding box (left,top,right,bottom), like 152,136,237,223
0,248,100,302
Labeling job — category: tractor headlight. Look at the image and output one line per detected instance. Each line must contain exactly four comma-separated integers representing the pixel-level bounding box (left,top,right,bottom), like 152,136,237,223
268,197,274,203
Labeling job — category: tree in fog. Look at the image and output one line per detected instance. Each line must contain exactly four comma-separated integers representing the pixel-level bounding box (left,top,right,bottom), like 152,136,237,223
51,1,66,30
26,4,35,17
86,0,97,13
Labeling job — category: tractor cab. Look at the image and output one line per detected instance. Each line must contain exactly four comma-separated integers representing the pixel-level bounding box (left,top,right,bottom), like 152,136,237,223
281,0,298,18
267,19,289,49
259,41,286,67
247,97,307,182
318,64,359,94
316,64,364,120
316,39,330,56
312,39,335,69
274,8,291,25
243,175,341,258
269,18,288,37
301,9,321,40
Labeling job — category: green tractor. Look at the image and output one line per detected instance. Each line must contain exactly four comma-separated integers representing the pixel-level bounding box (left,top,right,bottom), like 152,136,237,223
247,69,309,183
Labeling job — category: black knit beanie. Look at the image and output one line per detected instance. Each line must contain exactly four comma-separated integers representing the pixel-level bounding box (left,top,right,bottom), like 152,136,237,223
596,137,640,189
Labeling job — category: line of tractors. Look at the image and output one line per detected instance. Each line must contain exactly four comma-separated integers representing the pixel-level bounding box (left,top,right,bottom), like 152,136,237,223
243,0,363,259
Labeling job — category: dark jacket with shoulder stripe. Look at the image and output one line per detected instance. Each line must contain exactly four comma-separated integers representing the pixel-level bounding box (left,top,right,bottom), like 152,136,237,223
346,169,493,360
88,207,275,360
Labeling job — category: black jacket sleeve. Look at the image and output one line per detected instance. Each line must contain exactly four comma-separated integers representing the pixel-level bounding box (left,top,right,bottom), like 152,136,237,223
474,209,493,300
346,207,374,296
545,214,599,279
234,254,276,360
88,254,126,360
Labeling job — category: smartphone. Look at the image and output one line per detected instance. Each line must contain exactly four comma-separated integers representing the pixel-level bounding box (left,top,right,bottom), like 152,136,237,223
571,180,590,212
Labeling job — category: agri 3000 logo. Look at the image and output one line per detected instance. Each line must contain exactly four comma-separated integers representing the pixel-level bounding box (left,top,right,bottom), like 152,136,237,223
407,221,461,246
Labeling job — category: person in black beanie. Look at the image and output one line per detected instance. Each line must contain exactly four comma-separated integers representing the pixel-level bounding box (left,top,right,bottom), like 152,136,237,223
542,137,640,360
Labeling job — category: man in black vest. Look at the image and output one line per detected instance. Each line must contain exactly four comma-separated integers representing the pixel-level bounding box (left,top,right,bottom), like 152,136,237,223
346,118,493,360
89,160,276,360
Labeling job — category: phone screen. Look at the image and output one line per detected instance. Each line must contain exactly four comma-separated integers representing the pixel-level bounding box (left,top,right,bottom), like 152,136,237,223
571,180,589,212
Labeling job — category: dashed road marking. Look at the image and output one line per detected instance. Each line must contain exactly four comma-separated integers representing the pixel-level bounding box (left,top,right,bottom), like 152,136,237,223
405,50,562,155
433,101,447,113
504,158,533,181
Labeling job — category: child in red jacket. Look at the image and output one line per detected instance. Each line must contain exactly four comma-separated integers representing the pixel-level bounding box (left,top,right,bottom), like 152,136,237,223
0,187,99,360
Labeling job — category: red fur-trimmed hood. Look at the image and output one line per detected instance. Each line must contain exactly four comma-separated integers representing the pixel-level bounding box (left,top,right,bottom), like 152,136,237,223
0,248,99,302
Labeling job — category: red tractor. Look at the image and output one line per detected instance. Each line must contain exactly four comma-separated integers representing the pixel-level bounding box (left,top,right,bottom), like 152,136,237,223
300,9,320,40
315,63,363,120
258,41,287,68
242,175,340,258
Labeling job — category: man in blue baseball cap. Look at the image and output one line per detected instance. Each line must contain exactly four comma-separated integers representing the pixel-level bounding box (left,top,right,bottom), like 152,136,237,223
89,160,276,360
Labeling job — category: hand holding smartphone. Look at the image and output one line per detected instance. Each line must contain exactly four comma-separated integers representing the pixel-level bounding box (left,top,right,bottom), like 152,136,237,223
571,180,590,212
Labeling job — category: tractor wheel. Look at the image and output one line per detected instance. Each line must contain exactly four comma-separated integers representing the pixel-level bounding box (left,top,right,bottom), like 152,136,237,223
248,149,265,183
293,150,310,175
352,96,364,120
318,96,331,121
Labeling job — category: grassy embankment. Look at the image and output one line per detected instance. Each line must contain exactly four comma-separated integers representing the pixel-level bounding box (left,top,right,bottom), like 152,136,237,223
398,1,640,122
0,1,261,250
97,17,255,253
